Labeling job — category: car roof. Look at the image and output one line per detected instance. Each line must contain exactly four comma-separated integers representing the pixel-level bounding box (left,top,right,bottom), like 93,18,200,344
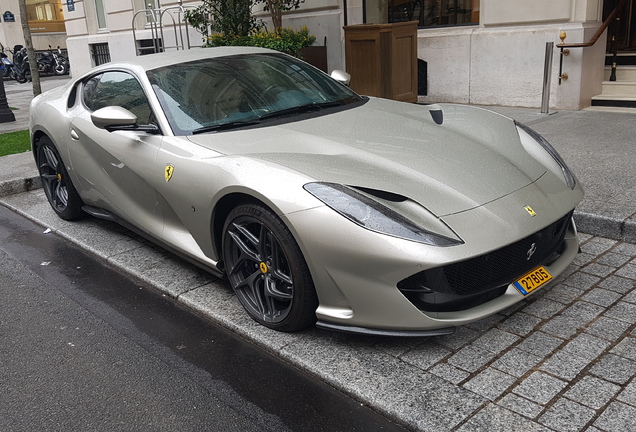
101,46,280,73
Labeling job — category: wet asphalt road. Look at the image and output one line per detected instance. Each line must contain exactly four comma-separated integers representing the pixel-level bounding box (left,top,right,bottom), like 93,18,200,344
0,204,409,432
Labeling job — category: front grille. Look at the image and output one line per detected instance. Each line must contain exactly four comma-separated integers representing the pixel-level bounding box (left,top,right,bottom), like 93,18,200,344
398,211,573,312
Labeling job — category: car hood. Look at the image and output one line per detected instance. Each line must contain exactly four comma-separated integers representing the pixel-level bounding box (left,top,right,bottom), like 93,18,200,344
187,100,547,216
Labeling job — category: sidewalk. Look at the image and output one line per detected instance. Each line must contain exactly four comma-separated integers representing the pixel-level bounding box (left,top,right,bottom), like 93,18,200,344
0,75,70,134
1,78,636,432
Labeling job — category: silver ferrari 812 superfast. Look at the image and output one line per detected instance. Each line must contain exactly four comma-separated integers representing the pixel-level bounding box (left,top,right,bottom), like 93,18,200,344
29,47,583,336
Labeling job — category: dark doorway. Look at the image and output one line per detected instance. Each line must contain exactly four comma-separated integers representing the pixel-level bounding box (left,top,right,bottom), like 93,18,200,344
604,0,636,51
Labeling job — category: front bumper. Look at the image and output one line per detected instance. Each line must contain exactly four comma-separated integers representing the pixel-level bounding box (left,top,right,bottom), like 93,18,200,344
283,175,583,334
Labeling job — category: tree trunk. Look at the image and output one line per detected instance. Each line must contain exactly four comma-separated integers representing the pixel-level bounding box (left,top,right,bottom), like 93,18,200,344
266,0,283,30
18,0,41,96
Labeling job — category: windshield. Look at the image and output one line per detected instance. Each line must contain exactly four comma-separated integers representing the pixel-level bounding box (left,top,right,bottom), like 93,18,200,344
147,53,362,135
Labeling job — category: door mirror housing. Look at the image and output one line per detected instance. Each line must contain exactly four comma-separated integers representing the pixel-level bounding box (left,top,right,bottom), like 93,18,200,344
91,106,159,134
330,70,351,87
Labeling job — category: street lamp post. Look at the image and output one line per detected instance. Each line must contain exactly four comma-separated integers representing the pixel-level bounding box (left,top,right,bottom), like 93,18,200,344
0,77,16,123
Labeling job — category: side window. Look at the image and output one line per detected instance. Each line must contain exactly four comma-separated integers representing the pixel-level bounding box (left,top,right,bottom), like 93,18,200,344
82,71,154,125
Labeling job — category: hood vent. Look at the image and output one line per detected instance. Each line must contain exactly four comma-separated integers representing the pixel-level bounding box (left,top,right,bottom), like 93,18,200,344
351,186,408,202
428,104,443,125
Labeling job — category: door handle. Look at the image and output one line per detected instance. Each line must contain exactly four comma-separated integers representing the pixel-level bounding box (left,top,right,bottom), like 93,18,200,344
70,129,79,140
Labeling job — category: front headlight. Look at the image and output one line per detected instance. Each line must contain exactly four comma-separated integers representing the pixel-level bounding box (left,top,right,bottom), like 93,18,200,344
304,182,463,247
516,121,577,189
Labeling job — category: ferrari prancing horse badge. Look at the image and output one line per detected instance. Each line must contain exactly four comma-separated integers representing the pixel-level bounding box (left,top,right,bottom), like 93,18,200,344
165,164,174,182
524,206,537,217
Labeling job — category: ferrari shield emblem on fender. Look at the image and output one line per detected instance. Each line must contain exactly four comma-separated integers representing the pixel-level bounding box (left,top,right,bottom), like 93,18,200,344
165,164,174,182
524,206,537,217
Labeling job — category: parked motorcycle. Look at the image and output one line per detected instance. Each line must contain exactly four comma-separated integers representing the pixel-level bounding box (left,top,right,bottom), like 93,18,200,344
51,46,70,75
38,45,69,76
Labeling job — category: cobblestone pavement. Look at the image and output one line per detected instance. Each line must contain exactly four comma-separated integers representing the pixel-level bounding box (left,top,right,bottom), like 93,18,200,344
1,189,635,431
407,233,636,431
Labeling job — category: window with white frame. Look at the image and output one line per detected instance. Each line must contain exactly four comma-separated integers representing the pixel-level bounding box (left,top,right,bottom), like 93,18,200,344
95,0,107,29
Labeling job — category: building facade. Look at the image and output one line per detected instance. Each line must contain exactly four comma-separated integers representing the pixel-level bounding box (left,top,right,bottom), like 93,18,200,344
53,1,633,110
0,0,68,52
62,0,344,82
345,0,612,110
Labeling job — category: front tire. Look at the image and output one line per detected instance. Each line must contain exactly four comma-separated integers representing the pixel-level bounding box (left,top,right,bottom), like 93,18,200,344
35,137,84,220
222,203,318,332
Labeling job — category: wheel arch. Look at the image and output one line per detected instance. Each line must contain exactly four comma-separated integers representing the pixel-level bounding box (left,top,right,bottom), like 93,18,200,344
210,190,316,275
30,129,50,158
216,195,319,331
211,192,264,270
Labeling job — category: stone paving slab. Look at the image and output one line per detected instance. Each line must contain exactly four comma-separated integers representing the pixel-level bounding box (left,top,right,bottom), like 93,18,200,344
2,188,636,432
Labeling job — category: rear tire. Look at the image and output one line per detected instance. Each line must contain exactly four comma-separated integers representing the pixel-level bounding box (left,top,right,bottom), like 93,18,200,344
222,203,318,332
53,63,67,75
35,137,84,220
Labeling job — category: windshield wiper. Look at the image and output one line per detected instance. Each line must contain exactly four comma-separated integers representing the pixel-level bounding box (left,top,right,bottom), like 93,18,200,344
191,101,347,134
257,101,344,121
191,119,261,135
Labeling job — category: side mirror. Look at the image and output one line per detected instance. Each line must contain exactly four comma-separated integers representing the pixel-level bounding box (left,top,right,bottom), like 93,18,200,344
330,70,351,87
91,106,137,130
91,106,159,134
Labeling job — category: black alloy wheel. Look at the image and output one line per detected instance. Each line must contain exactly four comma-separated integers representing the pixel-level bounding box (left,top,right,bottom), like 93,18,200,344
222,203,318,332
36,137,84,220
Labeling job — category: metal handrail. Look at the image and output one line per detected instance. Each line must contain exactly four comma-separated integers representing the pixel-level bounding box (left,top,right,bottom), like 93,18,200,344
541,0,628,111
556,0,628,49
556,0,628,85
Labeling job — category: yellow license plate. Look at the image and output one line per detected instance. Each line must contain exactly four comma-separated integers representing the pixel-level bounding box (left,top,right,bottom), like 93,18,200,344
513,266,552,295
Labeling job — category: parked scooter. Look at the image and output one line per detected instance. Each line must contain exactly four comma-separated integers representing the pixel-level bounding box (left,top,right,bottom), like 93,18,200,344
1,51,14,78
1,48,26,80
12,45,31,83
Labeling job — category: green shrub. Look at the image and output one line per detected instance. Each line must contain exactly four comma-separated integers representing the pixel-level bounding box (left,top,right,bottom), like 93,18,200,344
206,26,316,58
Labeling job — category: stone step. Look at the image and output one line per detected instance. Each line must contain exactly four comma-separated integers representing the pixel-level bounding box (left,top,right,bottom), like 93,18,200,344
600,80,636,96
603,65,636,81
592,62,636,108
591,94,636,108
584,105,636,113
